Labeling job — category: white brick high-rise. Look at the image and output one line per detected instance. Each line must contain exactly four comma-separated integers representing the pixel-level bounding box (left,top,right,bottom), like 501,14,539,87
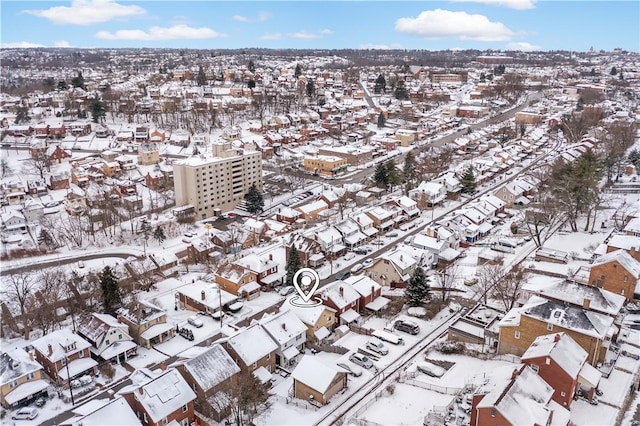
173,141,262,220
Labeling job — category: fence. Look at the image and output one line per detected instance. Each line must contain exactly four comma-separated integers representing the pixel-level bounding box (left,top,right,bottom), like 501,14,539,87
401,379,462,395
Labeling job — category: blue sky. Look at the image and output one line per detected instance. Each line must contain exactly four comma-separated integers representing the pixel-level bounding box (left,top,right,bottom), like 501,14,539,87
2,1,638,52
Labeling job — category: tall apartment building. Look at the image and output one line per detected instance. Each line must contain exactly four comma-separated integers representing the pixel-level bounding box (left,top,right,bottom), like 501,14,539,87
173,141,262,219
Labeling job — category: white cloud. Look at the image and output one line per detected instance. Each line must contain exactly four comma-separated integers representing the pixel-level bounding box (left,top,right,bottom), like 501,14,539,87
450,0,536,10
232,15,249,22
290,31,321,40
260,33,283,40
395,9,514,41
54,40,72,47
506,41,541,51
95,24,226,41
234,12,271,23
1,41,46,48
257,12,271,22
319,29,333,35
359,43,402,50
24,0,146,25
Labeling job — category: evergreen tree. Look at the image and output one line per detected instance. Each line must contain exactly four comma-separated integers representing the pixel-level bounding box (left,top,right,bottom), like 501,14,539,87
196,65,207,86
153,226,166,244
43,77,56,92
71,71,86,90
394,81,409,100
460,166,477,194
373,162,389,189
629,149,640,169
244,183,264,215
590,67,596,77
285,245,301,287
247,79,256,90
306,79,315,97
405,267,429,307
479,72,486,82
374,74,386,94
99,266,121,316
15,106,30,124
386,159,401,190
403,151,418,192
610,66,617,76
294,63,302,79
88,99,107,123
57,80,68,90
377,111,386,128
248,59,255,73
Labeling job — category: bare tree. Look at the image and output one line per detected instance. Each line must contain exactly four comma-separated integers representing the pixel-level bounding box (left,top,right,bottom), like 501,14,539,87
2,272,38,337
475,261,505,304
209,369,271,426
492,264,528,312
56,214,86,248
435,264,459,303
26,268,67,334
26,150,51,180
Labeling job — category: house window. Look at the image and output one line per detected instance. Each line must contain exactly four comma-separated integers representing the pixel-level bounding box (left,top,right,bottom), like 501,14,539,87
514,330,520,339
143,413,147,423
182,403,188,412
163,417,169,425
26,372,35,380
267,353,271,360
253,362,257,368
9,380,18,388
61,357,67,366
106,340,110,345
621,289,625,295
530,364,539,373
491,408,497,417
623,275,628,282
561,391,566,397
547,323,553,331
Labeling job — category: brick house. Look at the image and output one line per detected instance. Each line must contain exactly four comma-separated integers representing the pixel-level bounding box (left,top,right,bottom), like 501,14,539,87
223,324,277,375
46,145,72,164
1,349,48,409
276,207,302,224
588,249,640,301
318,281,361,325
121,367,196,426
49,173,70,190
344,275,388,313
291,356,347,405
214,262,260,299
497,296,614,366
521,332,601,407
31,328,98,385
286,234,325,268
116,300,176,349
605,234,640,263
176,280,238,316
234,252,284,292
145,170,166,190
174,344,240,421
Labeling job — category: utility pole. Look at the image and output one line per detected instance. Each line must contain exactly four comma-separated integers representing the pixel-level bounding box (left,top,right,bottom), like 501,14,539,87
64,355,75,406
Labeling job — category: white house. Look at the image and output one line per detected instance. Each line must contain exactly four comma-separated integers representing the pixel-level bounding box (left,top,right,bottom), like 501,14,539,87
409,181,446,206
259,311,308,367
76,313,136,363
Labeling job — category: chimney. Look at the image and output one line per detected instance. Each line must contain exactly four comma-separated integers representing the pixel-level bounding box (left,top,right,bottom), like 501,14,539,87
269,253,273,261
201,290,206,301
48,344,53,356
339,287,344,297
582,298,591,310
554,333,561,343
511,368,518,380
160,362,167,371
371,286,375,296
281,323,287,331
400,254,403,262
29,352,34,361
138,387,144,395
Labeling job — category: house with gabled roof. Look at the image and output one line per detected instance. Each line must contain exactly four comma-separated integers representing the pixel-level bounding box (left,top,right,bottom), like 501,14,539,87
335,218,367,248
354,212,377,239
314,226,347,258
117,299,175,349
173,344,240,422
280,303,337,342
291,356,347,406
76,313,136,364
497,295,615,366
276,207,302,225
521,332,600,407
31,328,98,385
215,261,260,299
62,396,141,426
259,311,307,367
344,275,389,313
390,195,420,218
120,367,196,426
318,281,361,325
409,181,446,207
223,324,277,376
286,233,325,268
605,234,640,263
365,206,396,232
296,199,328,220
366,248,419,288
1,349,48,409
588,249,640,301
469,364,569,426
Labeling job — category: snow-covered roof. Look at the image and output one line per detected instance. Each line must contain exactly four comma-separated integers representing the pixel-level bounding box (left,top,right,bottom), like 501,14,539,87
624,217,640,234
280,301,336,327
0,349,42,385
291,355,343,393
31,328,92,362
132,369,196,423
182,344,240,392
226,324,278,366
606,234,640,252
592,249,640,278
67,397,141,426
521,332,587,378
76,313,127,345
344,275,381,298
234,253,278,274
320,281,360,309
259,310,307,346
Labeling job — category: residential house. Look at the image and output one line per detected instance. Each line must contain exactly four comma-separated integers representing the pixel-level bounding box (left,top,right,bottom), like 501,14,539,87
134,127,149,143
174,345,240,422
409,181,446,207
49,173,70,190
433,172,461,196
314,226,347,259
61,397,141,426
215,262,260,299
138,144,160,165
46,145,72,164
365,206,396,233
1,211,27,234
76,313,136,364
391,195,420,219
223,324,278,375
117,300,176,349
234,252,284,292
469,364,569,426
354,212,378,240
497,295,615,366
303,155,348,177
281,303,337,342
605,234,640,263
0,349,48,409
521,332,601,407
344,275,389,313
21,200,44,225
624,217,640,237
176,280,238,315
120,367,196,426
296,199,329,221
276,207,302,225
494,180,534,207
145,169,166,190
588,249,640,301
31,328,98,385
259,311,307,367
367,248,419,288
318,281,361,325
335,218,367,249
291,356,347,405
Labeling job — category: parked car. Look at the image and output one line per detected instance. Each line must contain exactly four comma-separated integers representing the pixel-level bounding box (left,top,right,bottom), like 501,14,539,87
188,315,204,328
11,407,38,420
362,258,373,267
417,361,446,377
350,263,364,274
387,232,399,238
344,252,356,261
336,270,351,280
366,338,389,355
279,286,296,297
394,319,420,335
353,248,368,255
336,361,363,377
349,352,374,369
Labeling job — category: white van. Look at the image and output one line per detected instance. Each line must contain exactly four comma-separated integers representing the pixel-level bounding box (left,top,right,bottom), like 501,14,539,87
498,238,517,249
372,329,404,345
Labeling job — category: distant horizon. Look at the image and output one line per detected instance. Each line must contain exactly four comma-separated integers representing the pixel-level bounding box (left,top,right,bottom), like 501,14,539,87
1,1,638,53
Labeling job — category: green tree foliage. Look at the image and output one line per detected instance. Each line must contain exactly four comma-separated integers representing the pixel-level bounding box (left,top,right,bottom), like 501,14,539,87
248,59,256,73
405,267,429,307
386,159,401,190
285,245,301,287
394,81,409,100
247,79,256,90
403,151,419,193
460,166,477,194
377,111,386,129
71,71,86,90
306,79,315,97
374,162,389,189
99,266,121,316
493,64,506,76
57,80,68,90
244,183,264,215
153,226,166,244
374,74,386,94
88,99,107,123
196,65,207,86
294,63,302,79
15,106,30,124
610,66,617,76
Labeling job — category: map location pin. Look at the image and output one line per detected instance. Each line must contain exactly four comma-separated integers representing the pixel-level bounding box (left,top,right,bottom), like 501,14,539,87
292,268,320,303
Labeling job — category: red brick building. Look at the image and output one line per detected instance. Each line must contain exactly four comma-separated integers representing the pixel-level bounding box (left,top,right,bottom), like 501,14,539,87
589,249,640,301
